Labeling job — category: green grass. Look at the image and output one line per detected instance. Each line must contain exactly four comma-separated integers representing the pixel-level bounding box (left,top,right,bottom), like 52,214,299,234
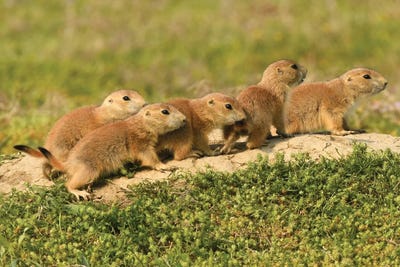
1,145,400,266
2,2,400,265
1,0,400,154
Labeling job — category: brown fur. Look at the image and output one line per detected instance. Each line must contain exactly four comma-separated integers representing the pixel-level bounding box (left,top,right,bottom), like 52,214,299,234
14,89,146,178
284,68,388,135
42,103,186,200
221,59,307,153
157,93,246,160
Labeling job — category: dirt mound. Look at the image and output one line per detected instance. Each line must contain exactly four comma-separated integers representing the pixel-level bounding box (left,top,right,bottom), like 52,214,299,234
1,133,399,202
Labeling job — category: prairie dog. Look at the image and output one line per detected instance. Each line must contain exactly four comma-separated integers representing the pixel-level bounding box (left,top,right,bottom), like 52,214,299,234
285,68,388,135
157,93,246,160
221,59,307,153
40,103,186,200
14,89,146,178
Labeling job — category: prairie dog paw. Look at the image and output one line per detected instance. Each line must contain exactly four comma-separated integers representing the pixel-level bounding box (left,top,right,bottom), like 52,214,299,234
220,144,233,154
154,163,176,172
69,189,91,201
331,130,357,136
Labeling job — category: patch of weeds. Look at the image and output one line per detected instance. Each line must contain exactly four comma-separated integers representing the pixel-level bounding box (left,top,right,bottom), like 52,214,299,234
0,153,21,166
118,162,142,178
1,145,400,266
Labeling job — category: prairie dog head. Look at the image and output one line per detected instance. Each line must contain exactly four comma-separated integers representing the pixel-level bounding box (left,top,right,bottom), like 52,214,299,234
340,68,388,96
202,93,246,127
260,59,307,87
101,89,146,120
139,103,186,135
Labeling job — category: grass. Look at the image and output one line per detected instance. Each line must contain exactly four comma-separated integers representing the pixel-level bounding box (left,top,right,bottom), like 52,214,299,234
1,0,400,154
1,145,400,266
1,2,400,264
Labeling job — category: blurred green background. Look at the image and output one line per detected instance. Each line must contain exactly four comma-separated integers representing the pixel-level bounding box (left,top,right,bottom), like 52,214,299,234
1,0,399,154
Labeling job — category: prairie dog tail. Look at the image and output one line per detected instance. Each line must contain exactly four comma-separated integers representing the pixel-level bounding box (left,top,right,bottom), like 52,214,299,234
14,145,44,158
38,147,66,172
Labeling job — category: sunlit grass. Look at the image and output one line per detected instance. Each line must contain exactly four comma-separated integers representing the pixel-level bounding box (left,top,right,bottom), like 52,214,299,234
1,145,399,265
1,0,399,153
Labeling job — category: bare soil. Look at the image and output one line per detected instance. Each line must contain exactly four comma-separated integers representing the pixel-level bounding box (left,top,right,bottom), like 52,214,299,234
1,132,399,203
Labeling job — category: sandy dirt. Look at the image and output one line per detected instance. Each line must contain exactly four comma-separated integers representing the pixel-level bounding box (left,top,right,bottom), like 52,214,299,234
1,132,399,203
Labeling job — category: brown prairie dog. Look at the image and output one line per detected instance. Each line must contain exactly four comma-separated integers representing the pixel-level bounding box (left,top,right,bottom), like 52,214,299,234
157,93,246,160
14,89,146,178
284,68,388,135
40,103,186,200
221,59,307,153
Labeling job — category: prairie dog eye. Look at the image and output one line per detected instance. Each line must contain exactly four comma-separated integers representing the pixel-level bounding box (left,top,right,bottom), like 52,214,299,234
123,96,131,101
225,103,232,110
161,109,170,115
291,64,298,70
363,74,371,79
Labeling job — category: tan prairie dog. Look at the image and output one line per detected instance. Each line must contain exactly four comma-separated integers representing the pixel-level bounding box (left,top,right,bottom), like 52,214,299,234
14,89,146,178
285,68,388,135
221,59,307,153
157,93,246,160
39,103,186,200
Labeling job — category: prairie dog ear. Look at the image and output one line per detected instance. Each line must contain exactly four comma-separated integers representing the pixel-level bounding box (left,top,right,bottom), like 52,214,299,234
145,110,151,116
347,77,352,82
108,98,114,103
277,67,283,74
208,99,215,106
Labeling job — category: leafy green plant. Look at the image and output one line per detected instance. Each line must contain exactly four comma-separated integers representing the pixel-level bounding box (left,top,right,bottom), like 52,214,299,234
1,145,400,266
1,1,399,154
